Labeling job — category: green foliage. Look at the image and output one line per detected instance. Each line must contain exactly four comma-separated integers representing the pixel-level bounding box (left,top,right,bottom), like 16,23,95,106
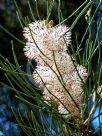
0,0,102,135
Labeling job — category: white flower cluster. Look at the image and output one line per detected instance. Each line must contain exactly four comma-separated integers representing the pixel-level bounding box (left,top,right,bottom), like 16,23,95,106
23,20,87,118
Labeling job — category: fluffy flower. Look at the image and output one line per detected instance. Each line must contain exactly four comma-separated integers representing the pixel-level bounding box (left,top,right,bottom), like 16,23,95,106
33,64,87,118
23,20,71,65
23,20,87,118
52,51,75,75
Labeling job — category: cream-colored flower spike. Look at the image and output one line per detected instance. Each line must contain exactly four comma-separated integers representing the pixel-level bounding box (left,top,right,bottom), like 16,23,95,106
23,20,87,118
23,20,71,65
33,64,87,118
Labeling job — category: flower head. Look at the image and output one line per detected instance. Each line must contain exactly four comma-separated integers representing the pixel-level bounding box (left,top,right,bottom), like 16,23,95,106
23,20,87,118
23,20,71,65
